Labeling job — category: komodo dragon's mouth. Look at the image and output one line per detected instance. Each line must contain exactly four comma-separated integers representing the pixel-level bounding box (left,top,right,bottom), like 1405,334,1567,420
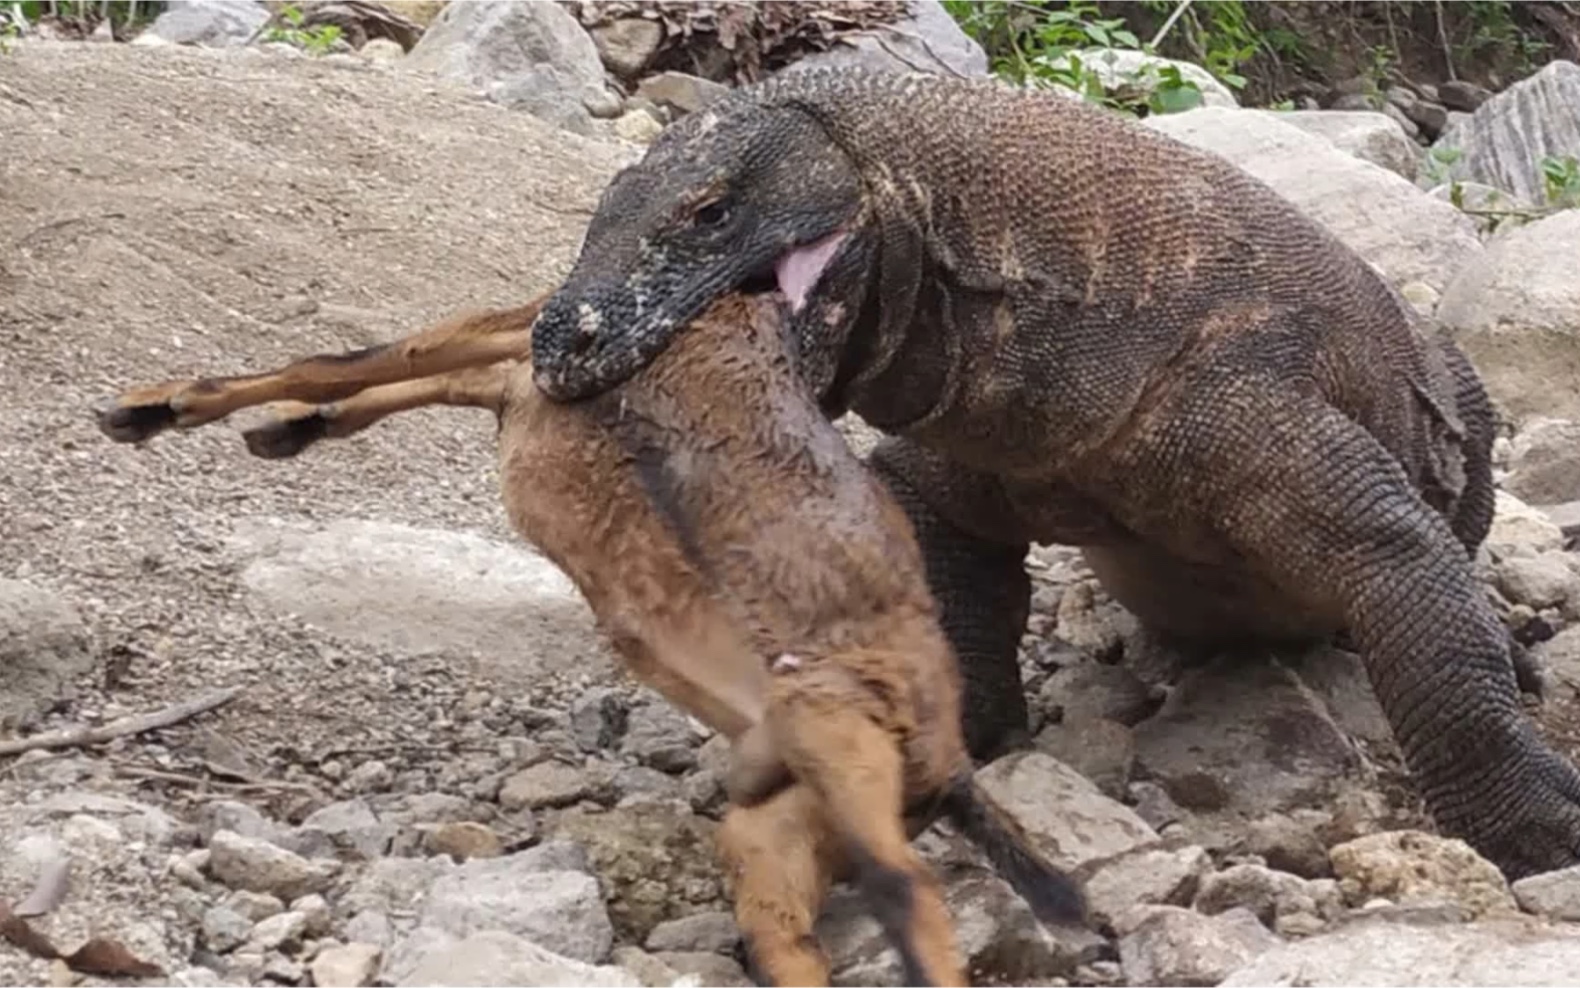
739,229,850,313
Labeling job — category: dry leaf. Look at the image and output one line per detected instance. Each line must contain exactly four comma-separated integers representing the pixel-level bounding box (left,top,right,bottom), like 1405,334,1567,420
0,901,63,960
64,939,165,979
13,858,72,919
1,901,164,978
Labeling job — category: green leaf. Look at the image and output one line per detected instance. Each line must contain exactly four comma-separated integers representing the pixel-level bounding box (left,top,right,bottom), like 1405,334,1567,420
1151,81,1204,114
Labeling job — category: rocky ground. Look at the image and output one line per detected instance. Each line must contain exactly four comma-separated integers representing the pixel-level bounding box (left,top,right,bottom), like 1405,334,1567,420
4,24,1580,988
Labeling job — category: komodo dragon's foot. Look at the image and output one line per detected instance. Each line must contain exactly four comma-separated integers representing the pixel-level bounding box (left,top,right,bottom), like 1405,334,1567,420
1441,728,1580,879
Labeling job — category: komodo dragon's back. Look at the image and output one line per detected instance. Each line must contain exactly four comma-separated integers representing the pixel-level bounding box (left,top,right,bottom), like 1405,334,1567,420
749,72,1482,516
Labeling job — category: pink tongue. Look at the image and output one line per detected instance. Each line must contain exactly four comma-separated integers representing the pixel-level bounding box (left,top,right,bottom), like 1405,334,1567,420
773,231,847,313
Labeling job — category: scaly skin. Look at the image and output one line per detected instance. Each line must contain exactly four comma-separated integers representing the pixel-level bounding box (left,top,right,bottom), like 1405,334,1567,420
529,68,1580,879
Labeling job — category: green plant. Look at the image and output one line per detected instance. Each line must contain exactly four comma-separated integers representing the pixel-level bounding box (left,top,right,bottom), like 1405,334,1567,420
944,0,1205,117
263,3,342,56
1421,145,1463,187
1360,43,1395,109
1540,154,1580,209
1457,1,1551,74
0,7,21,52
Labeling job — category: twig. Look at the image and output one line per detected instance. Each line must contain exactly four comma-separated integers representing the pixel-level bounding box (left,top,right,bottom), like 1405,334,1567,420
1150,0,1195,49
314,740,495,761
869,23,972,80
1457,205,1559,220
0,687,244,757
113,763,320,794
1434,0,1457,81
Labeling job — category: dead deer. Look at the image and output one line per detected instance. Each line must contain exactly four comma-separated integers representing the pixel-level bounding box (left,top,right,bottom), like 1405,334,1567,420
97,292,1087,986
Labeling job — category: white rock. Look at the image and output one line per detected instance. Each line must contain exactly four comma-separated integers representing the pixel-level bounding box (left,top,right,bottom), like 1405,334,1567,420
1439,211,1580,424
1221,917,1580,985
1512,864,1580,921
392,930,639,987
1328,830,1517,918
1494,551,1579,610
359,37,405,65
1082,844,1213,926
290,798,394,859
1274,109,1422,180
247,909,307,951
820,871,1101,985
207,829,338,901
588,17,662,78
634,71,727,117
310,941,383,987
644,911,739,954
1539,625,1580,694
1487,490,1568,558
223,890,284,923
201,905,253,953
1118,905,1279,987
418,850,613,962
1193,863,1343,926
611,108,664,146
1505,418,1580,506
1146,106,1482,295
974,751,1158,871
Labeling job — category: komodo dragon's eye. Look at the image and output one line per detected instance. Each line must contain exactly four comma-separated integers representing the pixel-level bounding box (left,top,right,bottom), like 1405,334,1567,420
692,199,732,228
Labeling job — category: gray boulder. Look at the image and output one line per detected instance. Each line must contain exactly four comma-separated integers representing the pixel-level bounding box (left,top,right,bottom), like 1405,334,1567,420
780,0,986,79
401,1,612,136
1221,917,1580,985
227,517,610,684
1438,210,1580,424
820,870,1102,985
975,751,1158,870
0,577,93,730
1118,905,1279,987
416,847,613,963
1539,626,1580,694
1511,864,1580,921
392,930,639,987
1129,649,1385,850
1274,109,1422,180
138,0,269,47
1504,418,1580,506
1145,106,1482,296
1438,60,1580,204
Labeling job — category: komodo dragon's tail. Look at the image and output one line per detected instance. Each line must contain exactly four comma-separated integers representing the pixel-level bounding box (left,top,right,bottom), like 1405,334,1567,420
938,774,1088,927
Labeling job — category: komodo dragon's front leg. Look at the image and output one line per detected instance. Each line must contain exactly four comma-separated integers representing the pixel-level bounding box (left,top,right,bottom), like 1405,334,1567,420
862,439,1031,761
1129,378,1580,878
862,436,1137,761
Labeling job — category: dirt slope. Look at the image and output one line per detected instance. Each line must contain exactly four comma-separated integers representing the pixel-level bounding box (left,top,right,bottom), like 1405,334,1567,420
0,41,638,799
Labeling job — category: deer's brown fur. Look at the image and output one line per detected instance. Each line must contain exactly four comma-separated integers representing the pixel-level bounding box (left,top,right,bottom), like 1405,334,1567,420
97,293,1085,986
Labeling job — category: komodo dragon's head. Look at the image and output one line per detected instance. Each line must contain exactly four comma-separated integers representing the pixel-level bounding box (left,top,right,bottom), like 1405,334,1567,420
530,85,871,402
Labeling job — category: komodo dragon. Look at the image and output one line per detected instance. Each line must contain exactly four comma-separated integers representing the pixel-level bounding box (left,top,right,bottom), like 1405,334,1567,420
527,67,1580,879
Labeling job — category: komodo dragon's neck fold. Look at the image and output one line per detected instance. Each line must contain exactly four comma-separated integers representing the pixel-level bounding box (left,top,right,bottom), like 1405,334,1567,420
772,95,965,435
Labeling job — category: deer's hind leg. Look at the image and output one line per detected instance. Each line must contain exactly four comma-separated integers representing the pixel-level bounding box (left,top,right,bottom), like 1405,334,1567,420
717,785,840,987
242,364,515,460
97,299,544,444
770,671,967,987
